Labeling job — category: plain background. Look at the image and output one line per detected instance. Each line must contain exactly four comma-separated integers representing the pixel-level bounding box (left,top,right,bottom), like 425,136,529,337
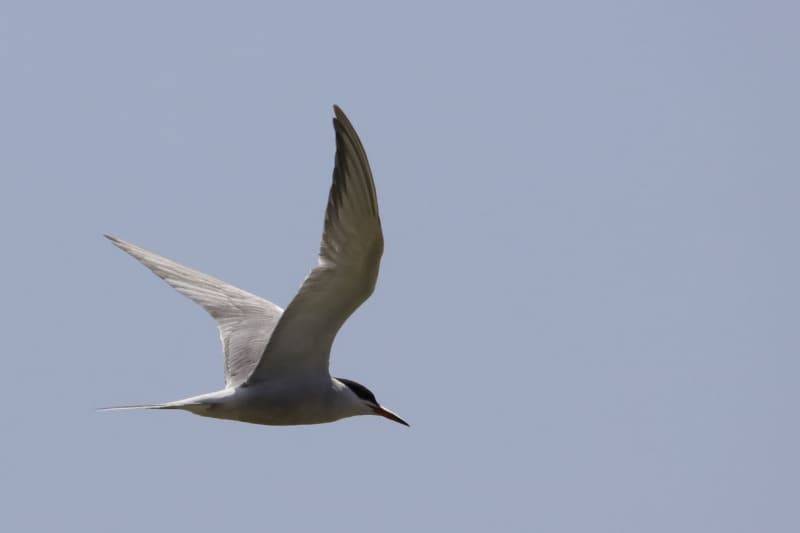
1,2,798,531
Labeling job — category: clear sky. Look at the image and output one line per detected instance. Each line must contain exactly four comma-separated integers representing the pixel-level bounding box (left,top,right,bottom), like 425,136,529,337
2,2,798,531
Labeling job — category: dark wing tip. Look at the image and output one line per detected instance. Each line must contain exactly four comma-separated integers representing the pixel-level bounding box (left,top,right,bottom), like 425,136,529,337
105,234,136,254
332,105,356,132
329,106,380,219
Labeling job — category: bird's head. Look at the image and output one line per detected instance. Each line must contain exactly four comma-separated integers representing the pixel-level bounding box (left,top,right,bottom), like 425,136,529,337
336,378,409,427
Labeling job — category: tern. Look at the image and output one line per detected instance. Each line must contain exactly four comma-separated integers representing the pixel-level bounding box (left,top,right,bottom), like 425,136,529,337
101,106,408,427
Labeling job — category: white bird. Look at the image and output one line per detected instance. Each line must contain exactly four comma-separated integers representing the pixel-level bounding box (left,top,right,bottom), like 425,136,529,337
101,106,408,427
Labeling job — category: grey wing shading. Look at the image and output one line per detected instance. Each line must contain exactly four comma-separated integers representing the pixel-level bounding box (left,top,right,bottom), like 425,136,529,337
105,235,283,388
246,106,383,382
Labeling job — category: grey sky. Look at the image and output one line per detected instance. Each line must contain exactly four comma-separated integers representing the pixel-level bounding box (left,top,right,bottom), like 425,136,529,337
2,1,798,531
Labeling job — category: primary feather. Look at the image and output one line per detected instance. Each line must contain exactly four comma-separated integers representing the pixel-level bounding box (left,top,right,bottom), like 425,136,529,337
246,105,383,382
105,235,283,388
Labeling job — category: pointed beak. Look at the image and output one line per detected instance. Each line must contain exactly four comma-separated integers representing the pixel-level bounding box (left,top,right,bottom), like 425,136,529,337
371,404,410,427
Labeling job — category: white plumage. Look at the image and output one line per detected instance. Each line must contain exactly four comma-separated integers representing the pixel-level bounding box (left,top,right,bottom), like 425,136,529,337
101,106,407,428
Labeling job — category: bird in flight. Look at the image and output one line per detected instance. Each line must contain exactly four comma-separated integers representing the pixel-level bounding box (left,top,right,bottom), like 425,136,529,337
101,106,408,427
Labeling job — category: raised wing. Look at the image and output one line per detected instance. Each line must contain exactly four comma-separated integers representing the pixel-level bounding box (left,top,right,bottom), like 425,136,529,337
246,106,383,382
106,235,283,388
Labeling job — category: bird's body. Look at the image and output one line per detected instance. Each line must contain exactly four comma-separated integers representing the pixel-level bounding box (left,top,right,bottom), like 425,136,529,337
136,377,370,426
102,106,407,428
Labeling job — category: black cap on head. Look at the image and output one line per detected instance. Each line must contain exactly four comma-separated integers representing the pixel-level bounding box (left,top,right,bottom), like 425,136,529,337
337,378,378,405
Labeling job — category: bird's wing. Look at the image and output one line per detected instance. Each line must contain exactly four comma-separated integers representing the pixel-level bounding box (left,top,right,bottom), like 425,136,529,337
246,106,383,383
106,235,283,388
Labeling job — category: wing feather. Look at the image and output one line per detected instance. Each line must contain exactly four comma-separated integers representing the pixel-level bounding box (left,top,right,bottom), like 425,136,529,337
106,235,283,387
247,106,383,381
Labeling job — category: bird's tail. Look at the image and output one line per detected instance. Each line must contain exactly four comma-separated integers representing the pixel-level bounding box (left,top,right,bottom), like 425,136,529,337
97,403,179,412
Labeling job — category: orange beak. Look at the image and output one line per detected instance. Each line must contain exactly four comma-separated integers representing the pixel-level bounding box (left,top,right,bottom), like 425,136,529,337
370,404,410,427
